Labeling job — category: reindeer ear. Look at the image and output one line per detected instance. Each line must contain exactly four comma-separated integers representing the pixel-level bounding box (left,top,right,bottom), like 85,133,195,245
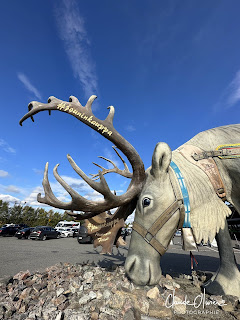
151,142,172,178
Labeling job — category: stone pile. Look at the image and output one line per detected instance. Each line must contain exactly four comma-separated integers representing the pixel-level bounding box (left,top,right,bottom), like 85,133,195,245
0,262,239,320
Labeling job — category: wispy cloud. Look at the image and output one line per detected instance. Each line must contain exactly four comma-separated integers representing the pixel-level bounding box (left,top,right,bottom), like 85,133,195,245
17,72,42,100
0,139,16,154
4,185,21,194
54,0,98,101
125,124,136,132
0,170,8,178
33,168,44,175
215,69,240,111
0,194,21,204
226,70,240,108
24,186,46,207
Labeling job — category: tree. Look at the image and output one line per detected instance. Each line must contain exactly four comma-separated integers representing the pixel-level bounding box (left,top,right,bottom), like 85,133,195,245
0,200,10,225
0,201,70,227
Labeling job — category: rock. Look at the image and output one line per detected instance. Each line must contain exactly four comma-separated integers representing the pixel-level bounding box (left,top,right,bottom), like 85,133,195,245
210,295,226,306
19,287,32,300
64,308,88,319
83,271,94,280
146,287,160,300
52,295,67,306
78,291,96,306
148,306,173,318
123,307,141,320
223,295,239,309
172,296,186,315
103,289,112,299
164,283,175,291
58,300,70,311
89,291,97,300
91,311,99,320
13,270,31,281
99,306,118,316
221,303,235,312
55,311,63,320
230,311,240,320
56,287,65,297
0,262,238,319
63,289,72,297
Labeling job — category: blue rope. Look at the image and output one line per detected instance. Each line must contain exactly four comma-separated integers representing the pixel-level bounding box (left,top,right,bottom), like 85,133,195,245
170,161,191,228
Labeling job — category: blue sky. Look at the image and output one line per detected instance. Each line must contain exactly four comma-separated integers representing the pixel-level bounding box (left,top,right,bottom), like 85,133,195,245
1,0,240,222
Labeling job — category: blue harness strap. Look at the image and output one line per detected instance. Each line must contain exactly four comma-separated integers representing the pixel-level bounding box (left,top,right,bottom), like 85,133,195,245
170,161,191,228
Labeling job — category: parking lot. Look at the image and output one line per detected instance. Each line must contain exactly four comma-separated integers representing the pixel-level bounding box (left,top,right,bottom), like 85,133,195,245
0,235,240,279
0,236,129,278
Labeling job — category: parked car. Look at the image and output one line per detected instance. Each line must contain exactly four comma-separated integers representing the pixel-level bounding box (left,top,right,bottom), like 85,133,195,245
30,226,61,240
55,221,80,232
72,228,79,238
57,228,74,238
15,224,29,229
0,226,20,236
15,227,35,239
77,226,93,244
121,228,129,240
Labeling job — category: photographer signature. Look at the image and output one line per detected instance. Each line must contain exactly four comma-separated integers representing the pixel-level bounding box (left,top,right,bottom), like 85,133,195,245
165,288,226,309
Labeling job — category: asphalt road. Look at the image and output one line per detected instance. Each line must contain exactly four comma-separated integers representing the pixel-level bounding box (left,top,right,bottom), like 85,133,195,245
1,235,240,278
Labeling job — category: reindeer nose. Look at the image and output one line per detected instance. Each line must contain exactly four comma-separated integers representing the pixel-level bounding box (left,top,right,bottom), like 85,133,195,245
125,254,162,286
125,255,150,285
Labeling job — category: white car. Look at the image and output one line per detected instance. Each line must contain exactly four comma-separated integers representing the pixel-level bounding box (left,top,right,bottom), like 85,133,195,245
57,228,74,238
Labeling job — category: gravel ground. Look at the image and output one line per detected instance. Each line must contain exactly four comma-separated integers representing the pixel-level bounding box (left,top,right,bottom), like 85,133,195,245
1,236,240,319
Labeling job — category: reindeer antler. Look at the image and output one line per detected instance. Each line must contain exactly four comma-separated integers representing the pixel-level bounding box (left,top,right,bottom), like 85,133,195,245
19,95,145,216
90,146,132,181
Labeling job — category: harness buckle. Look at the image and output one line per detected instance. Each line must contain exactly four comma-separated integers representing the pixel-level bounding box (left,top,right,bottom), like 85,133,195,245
144,232,154,243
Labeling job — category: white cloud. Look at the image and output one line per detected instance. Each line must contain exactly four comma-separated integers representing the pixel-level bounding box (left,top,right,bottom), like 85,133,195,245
24,186,49,207
23,173,126,208
0,170,9,178
125,211,135,225
0,194,21,203
0,139,16,154
24,175,94,207
4,185,21,194
125,125,136,132
226,70,240,108
33,168,44,175
54,0,98,101
215,69,240,111
17,72,42,100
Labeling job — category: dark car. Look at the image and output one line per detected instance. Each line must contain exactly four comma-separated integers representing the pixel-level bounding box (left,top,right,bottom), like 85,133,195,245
15,224,29,229
30,226,61,240
77,226,93,244
0,226,20,236
15,227,35,239
72,229,79,238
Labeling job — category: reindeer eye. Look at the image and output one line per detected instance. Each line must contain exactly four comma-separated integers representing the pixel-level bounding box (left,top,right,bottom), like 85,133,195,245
143,198,151,207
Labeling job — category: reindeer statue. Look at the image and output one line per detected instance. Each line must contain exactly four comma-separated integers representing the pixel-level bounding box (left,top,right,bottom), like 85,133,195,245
20,95,240,297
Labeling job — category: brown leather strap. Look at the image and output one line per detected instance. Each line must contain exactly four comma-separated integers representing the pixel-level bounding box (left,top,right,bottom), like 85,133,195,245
192,147,240,161
178,145,226,200
149,237,167,256
148,200,182,236
132,199,183,255
133,221,167,255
